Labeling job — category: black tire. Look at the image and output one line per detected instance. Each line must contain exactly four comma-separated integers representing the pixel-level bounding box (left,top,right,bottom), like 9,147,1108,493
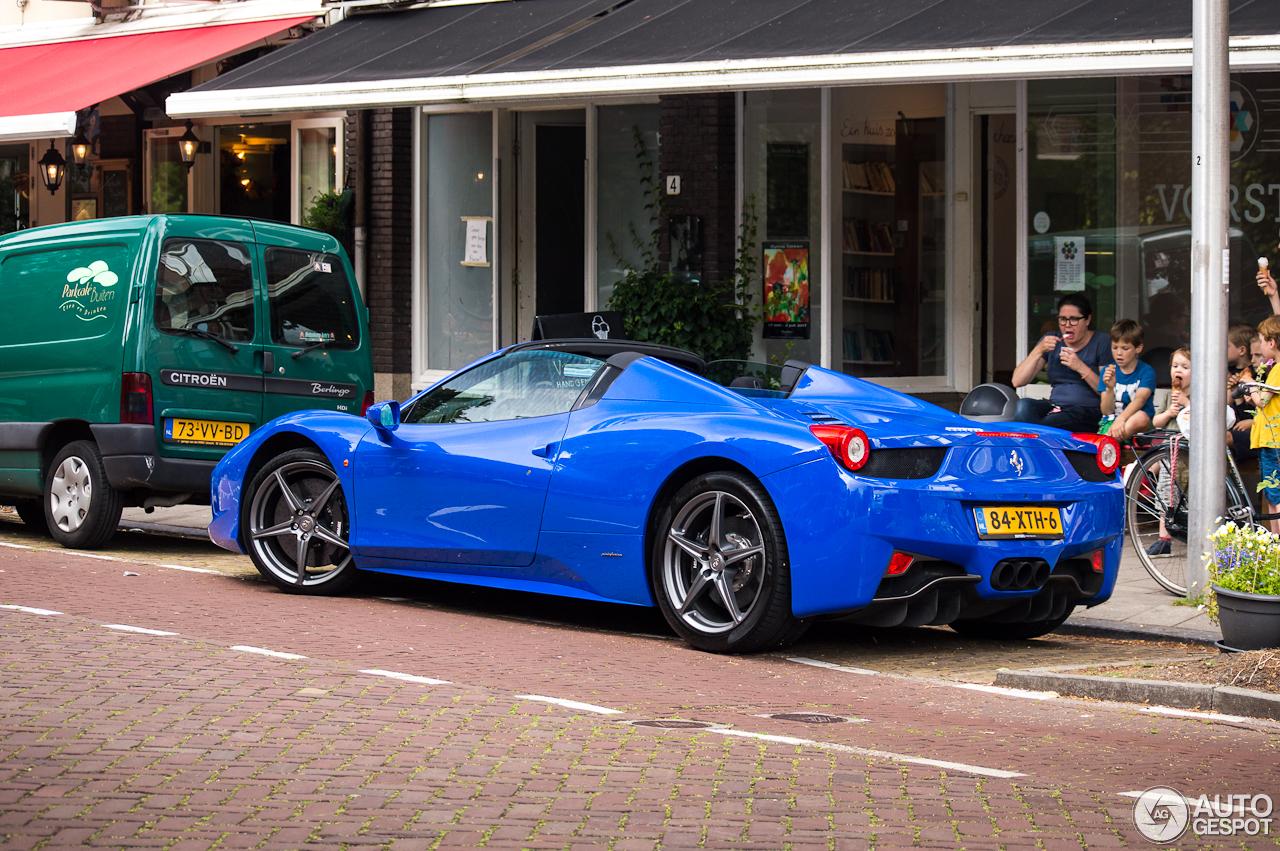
949,606,1075,641
242,448,359,595
13,499,51,536
651,471,809,653
44,440,122,550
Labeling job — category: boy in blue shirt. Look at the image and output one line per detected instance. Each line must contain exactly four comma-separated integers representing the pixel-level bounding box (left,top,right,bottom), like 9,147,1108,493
1098,318,1156,441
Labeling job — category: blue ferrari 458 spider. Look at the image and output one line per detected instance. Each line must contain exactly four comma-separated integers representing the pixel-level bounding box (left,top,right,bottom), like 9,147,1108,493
208,339,1124,653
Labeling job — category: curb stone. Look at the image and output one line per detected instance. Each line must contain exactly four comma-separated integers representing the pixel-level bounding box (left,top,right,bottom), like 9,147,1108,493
1060,614,1220,647
995,668,1280,721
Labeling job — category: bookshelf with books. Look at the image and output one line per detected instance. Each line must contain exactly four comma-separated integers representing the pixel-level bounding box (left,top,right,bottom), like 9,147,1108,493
839,116,946,379
841,141,898,374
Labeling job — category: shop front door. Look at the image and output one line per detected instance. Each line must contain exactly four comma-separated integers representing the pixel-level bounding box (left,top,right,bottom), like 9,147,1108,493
977,113,1019,386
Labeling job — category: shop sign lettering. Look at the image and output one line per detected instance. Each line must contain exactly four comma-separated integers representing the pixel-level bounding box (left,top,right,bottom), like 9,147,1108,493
1153,182,1280,224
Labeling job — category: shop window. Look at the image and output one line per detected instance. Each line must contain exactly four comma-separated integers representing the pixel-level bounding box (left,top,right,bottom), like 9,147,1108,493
743,90,822,366
0,149,30,234
1027,75,1278,380
425,111,493,371
218,123,291,223
293,119,343,225
832,86,947,379
145,127,189,214
597,104,659,307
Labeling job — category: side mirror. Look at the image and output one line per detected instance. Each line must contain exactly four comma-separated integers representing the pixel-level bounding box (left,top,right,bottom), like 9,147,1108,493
366,400,400,432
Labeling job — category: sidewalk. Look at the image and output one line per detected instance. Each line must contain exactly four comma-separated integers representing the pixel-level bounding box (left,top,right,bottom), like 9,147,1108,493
120,506,1220,644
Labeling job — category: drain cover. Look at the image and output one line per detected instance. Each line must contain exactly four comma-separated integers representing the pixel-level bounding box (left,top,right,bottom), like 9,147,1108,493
766,712,855,724
628,719,716,729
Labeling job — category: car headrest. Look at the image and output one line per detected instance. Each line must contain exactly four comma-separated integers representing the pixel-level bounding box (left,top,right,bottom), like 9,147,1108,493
960,383,1018,422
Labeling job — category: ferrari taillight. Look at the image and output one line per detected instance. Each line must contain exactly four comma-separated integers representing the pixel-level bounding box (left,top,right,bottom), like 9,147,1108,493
120,372,153,425
810,424,871,472
1071,433,1120,475
1089,549,1105,573
886,552,913,575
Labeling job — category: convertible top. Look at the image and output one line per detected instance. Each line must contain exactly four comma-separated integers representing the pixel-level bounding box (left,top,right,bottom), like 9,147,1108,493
508,338,708,376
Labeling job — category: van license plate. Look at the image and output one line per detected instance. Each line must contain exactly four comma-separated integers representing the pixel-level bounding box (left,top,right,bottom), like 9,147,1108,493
164,418,251,446
973,506,1063,539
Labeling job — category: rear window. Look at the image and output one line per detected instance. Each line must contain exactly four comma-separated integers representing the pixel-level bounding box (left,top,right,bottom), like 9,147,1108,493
264,247,359,350
155,239,255,343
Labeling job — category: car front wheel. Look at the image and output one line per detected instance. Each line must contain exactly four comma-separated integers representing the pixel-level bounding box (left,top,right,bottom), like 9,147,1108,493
652,471,808,653
244,448,358,595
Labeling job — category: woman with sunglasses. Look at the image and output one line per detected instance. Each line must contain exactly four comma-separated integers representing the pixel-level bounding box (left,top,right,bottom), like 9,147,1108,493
1012,293,1115,432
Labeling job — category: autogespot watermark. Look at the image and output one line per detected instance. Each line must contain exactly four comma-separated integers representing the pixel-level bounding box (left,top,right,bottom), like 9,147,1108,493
1133,786,1274,843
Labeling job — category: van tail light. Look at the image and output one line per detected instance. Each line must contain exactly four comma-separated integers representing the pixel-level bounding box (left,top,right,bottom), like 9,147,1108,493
810,424,871,471
360,390,375,417
120,372,153,425
1071,433,1120,475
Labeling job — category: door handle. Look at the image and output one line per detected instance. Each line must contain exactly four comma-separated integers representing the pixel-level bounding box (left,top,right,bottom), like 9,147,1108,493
531,442,559,459
263,351,275,374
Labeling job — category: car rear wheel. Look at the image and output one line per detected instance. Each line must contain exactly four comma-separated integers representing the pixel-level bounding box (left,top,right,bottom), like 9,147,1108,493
949,606,1075,640
244,448,358,595
13,499,51,536
44,440,122,550
652,471,808,653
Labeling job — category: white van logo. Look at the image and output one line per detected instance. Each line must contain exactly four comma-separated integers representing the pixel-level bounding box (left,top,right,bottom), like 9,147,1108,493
61,260,119,322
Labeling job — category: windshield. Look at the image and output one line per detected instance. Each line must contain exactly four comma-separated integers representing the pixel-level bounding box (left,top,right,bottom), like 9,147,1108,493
402,350,606,424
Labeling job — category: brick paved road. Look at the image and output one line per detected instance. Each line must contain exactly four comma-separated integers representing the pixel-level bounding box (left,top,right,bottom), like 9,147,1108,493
2,542,1278,849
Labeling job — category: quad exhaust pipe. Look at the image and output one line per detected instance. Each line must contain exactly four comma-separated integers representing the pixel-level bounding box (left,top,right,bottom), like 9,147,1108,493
990,558,1051,592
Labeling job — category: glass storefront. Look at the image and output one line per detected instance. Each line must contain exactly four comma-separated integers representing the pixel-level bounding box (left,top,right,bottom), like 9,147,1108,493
298,125,338,220
596,103,659,308
218,123,291,222
425,111,493,370
743,89,823,366
1,147,29,234
1027,74,1280,382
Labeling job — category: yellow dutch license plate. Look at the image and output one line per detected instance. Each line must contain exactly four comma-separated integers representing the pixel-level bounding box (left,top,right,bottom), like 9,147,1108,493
164,418,251,447
973,505,1063,539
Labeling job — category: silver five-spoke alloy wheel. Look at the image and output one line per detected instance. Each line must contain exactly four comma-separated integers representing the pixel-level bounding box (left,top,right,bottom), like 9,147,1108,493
49,454,93,534
662,490,767,635
247,451,354,592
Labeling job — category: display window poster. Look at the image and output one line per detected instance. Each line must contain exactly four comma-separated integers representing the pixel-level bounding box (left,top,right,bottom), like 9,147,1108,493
763,242,810,340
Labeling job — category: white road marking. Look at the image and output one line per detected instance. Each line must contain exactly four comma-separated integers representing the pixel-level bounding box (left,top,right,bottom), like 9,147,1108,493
0,542,218,574
949,682,1058,700
0,604,62,616
230,645,306,660
1140,705,1248,723
517,695,622,715
360,668,451,685
789,656,1058,700
712,728,1025,778
787,656,879,675
103,624,179,636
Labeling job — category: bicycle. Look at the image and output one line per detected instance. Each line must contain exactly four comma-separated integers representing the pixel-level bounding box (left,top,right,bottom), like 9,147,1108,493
1125,380,1280,595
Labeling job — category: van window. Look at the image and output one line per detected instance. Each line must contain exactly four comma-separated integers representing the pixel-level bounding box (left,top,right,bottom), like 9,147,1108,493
264,247,359,349
154,239,255,343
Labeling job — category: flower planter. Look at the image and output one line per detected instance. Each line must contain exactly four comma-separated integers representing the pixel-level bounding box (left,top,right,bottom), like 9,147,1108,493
1213,585,1280,651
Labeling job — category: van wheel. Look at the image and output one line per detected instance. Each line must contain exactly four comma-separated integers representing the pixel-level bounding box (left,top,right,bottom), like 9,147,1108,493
44,441,122,550
13,499,51,536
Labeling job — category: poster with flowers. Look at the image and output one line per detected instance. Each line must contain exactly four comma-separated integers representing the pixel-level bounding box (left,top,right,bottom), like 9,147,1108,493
763,242,810,339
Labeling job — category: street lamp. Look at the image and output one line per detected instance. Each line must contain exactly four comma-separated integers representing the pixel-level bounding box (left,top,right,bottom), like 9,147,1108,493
70,130,90,165
37,142,66,195
178,121,201,170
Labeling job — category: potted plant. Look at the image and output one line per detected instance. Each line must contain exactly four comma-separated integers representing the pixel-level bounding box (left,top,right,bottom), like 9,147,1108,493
1207,522,1280,650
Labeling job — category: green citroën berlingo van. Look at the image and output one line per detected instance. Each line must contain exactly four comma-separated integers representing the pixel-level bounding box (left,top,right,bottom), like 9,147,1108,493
0,215,373,549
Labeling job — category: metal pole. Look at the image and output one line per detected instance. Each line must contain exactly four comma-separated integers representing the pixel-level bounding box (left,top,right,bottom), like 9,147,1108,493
1188,0,1230,597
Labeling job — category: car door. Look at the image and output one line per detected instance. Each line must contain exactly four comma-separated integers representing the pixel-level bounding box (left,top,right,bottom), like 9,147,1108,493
254,224,370,421
351,349,605,567
148,223,263,467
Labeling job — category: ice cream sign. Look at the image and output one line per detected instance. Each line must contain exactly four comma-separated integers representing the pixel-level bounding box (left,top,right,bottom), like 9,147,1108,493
61,260,118,321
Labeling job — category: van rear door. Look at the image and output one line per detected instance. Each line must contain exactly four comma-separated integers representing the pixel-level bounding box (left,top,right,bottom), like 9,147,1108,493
253,224,368,423
148,221,264,469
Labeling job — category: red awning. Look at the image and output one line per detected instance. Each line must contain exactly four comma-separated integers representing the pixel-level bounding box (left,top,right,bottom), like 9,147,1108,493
0,17,313,141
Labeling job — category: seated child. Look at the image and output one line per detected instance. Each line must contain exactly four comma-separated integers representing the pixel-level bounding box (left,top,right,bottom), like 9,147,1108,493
1098,318,1155,441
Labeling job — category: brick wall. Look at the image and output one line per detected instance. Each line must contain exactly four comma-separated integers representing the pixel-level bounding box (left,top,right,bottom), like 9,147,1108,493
657,93,737,282
366,108,414,399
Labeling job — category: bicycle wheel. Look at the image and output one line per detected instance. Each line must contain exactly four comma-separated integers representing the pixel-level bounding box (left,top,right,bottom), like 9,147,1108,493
1126,443,1247,595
